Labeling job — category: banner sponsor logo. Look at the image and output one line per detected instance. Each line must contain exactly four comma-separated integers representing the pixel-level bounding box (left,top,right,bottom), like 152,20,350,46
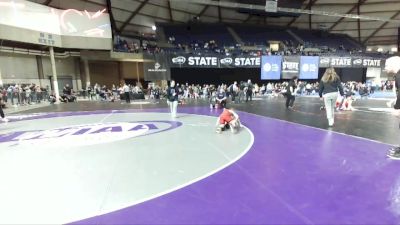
172,56,186,64
282,56,300,79
263,62,279,72
148,62,167,72
282,61,299,73
301,63,318,72
352,58,363,66
220,58,233,65
320,57,330,65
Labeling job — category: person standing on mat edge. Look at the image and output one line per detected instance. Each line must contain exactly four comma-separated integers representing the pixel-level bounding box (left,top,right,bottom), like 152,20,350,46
0,91,9,123
123,83,130,104
216,89,227,109
245,79,253,102
384,56,400,159
319,68,344,127
167,80,179,118
286,76,298,109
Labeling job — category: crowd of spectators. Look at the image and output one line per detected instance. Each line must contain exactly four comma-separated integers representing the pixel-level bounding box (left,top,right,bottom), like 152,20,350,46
114,35,389,59
3,79,392,108
0,83,49,107
114,36,163,54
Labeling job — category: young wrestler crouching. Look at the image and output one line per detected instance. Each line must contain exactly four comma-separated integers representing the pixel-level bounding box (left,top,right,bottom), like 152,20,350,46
216,107,241,134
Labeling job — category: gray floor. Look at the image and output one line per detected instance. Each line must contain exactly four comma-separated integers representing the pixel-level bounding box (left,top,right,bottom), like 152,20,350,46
12,96,399,145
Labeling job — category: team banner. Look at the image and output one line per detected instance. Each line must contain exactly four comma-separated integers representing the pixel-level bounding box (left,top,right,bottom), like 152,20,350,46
352,57,383,68
220,56,261,68
281,56,300,79
169,54,260,68
168,54,384,69
299,56,319,79
319,56,384,68
261,55,282,80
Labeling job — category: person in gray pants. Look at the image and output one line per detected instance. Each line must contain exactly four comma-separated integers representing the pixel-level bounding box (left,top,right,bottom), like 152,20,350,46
318,68,344,127
385,56,400,159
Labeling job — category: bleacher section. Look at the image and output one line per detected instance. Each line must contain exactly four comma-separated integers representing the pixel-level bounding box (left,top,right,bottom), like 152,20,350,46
163,23,236,47
231,25,297,46
116,23,370,56
292,29,361,50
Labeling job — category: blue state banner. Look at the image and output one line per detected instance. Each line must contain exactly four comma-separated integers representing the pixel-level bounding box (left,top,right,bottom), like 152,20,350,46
299,56,319,79
261,56,282,80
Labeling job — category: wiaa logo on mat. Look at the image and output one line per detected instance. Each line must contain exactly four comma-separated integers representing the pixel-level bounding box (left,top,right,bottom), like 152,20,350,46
0,121,182,147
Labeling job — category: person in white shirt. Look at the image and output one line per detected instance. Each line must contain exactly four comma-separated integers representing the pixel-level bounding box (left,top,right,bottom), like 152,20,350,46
123,83,130,103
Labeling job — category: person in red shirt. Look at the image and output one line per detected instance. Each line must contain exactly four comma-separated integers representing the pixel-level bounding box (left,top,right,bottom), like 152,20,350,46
216,107,241,133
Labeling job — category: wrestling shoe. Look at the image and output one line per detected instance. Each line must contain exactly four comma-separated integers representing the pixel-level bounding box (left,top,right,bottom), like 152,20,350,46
388,146,400,154
387,147,400,160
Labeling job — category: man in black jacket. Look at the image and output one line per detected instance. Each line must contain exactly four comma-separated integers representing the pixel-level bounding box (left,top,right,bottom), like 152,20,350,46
0,93,9,123
245,80,253,102
385,56,400,159
286,76,298,109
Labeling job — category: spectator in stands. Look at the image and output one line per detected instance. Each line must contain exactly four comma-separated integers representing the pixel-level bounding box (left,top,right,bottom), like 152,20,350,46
7,85,14,105
48,91,56,104
0,87,7,104
319,68,344,127
36,85,42,103
238,81,245,103
112,84,118,100
266,83,273,95
94,83,100,100
305,83,313,95
87,85,93,100
209,90,217,109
